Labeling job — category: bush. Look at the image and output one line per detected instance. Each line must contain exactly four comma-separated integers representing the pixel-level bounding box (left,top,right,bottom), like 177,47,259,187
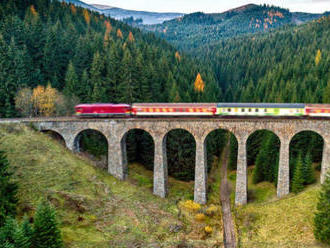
205,205,218,216
194,213,206,222
180,200,201,212
314,173,330,244
204,225,213,234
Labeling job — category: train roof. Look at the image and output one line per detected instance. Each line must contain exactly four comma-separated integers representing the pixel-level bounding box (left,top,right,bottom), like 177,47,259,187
132,103,217,107
76,103,131,107
217,103,305,108
305,104,330,108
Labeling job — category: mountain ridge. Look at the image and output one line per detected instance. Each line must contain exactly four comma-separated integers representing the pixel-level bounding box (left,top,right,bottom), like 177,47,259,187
143,4,328,50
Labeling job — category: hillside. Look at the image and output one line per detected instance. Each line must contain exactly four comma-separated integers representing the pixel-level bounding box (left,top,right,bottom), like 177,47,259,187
144,4,327,50
0,124,325,247
0,0,218,118
199,16,330,103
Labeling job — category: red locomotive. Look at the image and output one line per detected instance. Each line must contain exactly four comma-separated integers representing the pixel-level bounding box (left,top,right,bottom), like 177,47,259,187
75,103,131,117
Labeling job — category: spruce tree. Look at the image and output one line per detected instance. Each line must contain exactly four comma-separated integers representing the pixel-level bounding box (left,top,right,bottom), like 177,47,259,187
63,61,79,97
303,151,315,185
291,153,304,193
32,201,63,248
0,151,17,227
0,218,17,247
314,172,330,244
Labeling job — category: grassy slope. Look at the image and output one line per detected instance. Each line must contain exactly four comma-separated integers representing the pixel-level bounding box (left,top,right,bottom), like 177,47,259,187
0,124,326,247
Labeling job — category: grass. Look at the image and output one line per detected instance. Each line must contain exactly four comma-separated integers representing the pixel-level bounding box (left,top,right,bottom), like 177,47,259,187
0,124,326,247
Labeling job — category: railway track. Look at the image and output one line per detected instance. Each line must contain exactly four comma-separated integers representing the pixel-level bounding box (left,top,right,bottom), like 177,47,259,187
1,116,330,123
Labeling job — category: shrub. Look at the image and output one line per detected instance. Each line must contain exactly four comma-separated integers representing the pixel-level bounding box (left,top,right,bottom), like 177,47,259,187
204,225,213,234
194,213,206,222
205,205,218,216
180,200,201,212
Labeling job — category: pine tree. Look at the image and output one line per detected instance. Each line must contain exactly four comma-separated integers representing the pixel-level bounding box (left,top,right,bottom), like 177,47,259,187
252,139,268,184
32,201,63,248
291,152,304,193
303,151,315,185
90,52,106,102
313,172,330,245
169,81,181,103
0,151,17,227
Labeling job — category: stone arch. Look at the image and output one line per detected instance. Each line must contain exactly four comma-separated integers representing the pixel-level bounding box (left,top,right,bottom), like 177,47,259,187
203,128,239,202
289,130,324,185
203,128,239,166
119,128,155,183
73,129,109,170
41,129,66,146
163,128,197,198
246,129,281,202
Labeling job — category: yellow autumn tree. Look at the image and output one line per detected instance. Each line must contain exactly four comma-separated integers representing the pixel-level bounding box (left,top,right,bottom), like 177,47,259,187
128,31,135,42
83,9,90,25
175,51,181,62
117,28,123,39
32,84,58,117
30,5,38,17
194,73,205,93
315,49,322,66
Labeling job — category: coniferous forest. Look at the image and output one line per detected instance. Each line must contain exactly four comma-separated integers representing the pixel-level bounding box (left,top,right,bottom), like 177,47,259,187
0,0,330,246
0,0,329,187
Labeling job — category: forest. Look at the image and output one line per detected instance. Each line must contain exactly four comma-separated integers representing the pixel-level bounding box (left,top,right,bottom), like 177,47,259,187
0,0,329,200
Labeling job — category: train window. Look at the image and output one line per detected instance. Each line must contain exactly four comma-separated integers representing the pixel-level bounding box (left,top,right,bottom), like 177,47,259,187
264,109,267,112
248,108,252,112
227,108,231,112
255,109,259,112
241,108,245,112
296,109,300,113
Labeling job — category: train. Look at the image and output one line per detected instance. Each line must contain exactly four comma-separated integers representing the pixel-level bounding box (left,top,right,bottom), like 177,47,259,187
74,103,330,118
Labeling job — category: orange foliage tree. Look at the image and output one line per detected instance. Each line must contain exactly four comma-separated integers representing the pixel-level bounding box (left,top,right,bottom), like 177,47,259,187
117,28,123,39
194,73,205,93
70,4,77,15
175,51,181,62
128,31,135,42
103,20,112,45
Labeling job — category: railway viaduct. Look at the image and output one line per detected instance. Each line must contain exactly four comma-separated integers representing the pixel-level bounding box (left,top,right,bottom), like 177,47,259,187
1,117,330,205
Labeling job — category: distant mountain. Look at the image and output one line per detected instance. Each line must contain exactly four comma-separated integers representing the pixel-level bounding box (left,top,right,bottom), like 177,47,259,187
60,0,99,11
97,7,184,25
61,0,183,24
143,4,327,50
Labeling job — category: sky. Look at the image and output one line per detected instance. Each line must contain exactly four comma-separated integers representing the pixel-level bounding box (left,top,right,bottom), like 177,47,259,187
81,0,330,13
